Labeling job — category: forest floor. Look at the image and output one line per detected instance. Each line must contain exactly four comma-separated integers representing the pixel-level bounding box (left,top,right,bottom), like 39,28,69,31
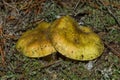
0,0,120,80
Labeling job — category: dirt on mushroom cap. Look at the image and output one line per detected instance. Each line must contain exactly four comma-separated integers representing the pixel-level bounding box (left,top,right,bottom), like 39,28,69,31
49,15,104,61
16,22,56,58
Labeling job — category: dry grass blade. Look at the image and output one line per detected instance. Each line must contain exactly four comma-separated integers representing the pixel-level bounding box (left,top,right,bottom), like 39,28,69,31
19,0,46,15
104,42,120,58
95,0,120,27
99,31,120,58
73,0,81,12
39,60,62,71
0,24,16,66
0,25,6,66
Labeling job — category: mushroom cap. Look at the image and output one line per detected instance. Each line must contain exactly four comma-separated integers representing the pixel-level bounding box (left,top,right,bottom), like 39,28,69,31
49,15,104,60
16,22,56,58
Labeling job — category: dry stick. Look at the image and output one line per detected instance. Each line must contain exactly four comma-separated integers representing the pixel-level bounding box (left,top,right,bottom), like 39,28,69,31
73,0,81,12
0,27,16,66
31,19,44,24
38,60,62,71
0,26,6,66
0,46,5,66
106,7,120,27
104,42,120,58
2,0,19,14
96,0,120,27
96,0,120,57
95,0,120,57
98,32,120,58
72,0,87,19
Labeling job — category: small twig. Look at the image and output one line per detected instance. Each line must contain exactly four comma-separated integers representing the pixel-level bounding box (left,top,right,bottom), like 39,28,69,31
106,7,120,27
0,26,6,66
0,47,5,66
73,0,81,12
104,42,120,58
30,19,44,24
96,0,120,27
2,0,19,14
98,30,120,58
0,24,16,66
39,60,62,71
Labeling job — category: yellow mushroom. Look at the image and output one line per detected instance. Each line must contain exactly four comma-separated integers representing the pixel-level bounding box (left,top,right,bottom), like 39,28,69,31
16,22,56,58
49,15,104,61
